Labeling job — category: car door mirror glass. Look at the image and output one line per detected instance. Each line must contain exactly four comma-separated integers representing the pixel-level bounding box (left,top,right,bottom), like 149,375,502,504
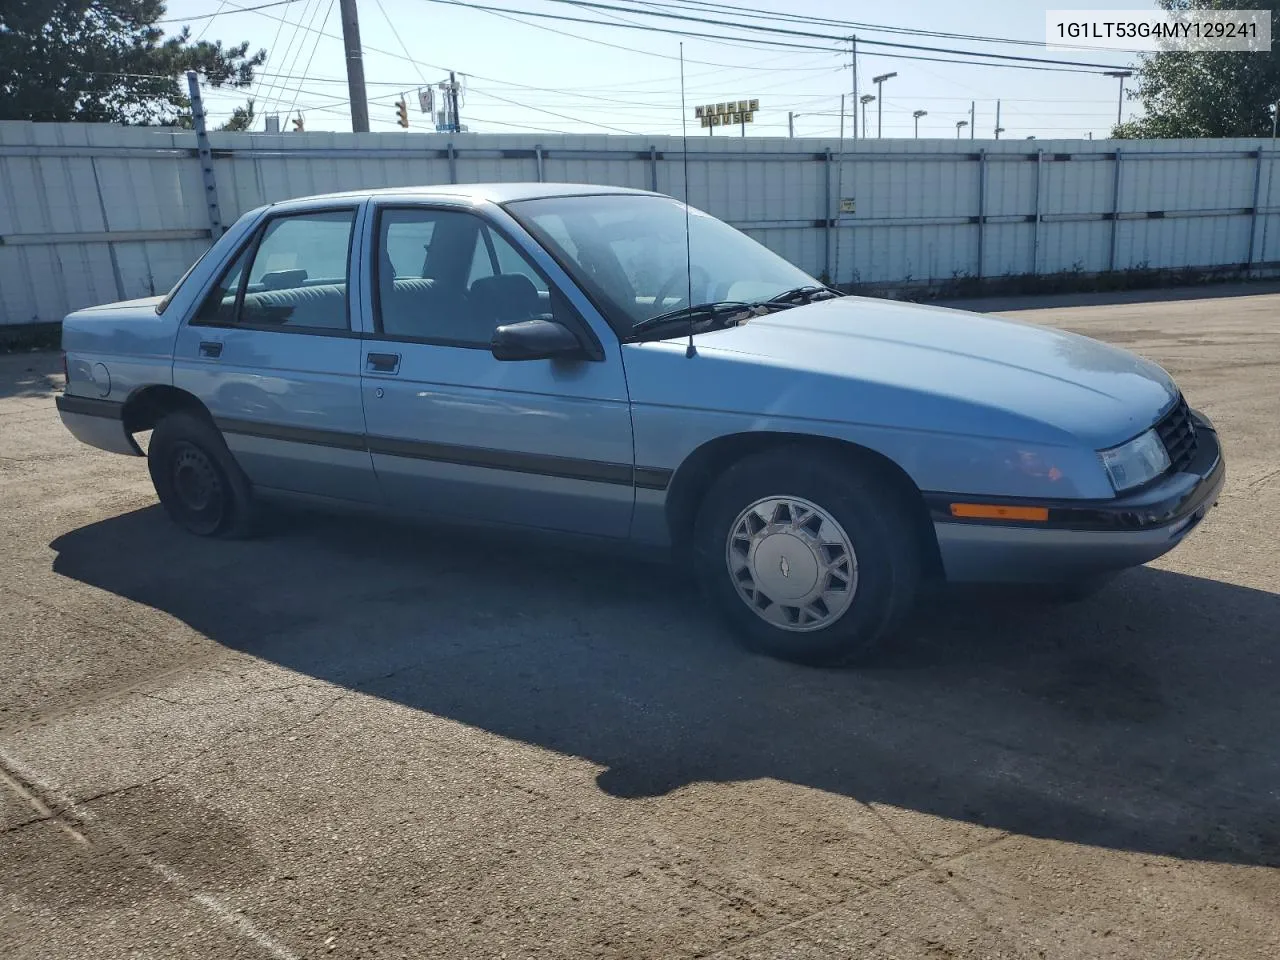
490,316,585,361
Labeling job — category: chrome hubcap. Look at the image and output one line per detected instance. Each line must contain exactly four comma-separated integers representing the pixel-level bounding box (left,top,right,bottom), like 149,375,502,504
726,496,858,632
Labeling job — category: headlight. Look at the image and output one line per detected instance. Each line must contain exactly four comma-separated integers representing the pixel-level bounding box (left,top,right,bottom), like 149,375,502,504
1098,428,1170,492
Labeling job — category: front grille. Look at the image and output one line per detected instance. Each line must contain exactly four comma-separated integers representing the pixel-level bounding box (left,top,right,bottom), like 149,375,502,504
1154,396,1198,473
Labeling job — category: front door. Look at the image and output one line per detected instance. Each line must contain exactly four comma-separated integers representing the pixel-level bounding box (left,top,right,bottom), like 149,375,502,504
172,203,378,503
359,203,634,538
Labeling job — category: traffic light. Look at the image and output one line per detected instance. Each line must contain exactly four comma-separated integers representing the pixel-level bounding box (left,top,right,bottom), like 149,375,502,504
292,113,304,132
395,99,409,129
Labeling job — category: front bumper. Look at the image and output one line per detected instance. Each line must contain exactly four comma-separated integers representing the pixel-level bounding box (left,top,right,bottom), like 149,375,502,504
930,415,1224,583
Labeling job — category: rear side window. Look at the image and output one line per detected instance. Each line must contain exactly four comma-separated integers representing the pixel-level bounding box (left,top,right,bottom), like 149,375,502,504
192,209,357,332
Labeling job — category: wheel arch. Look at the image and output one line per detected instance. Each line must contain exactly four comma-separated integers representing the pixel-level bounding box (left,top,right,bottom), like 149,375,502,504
664,432,944,579
121,384,214,436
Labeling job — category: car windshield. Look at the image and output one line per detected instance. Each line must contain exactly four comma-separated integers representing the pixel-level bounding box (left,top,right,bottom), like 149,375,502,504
505,194,821,334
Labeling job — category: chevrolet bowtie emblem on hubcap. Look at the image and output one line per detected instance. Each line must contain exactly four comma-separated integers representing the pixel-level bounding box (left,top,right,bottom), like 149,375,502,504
779,555,791,578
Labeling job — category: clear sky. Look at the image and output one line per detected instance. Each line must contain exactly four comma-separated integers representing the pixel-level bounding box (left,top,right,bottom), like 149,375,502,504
161,0,1150,139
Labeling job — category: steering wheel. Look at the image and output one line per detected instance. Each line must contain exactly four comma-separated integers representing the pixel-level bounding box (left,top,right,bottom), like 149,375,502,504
652,265,711,312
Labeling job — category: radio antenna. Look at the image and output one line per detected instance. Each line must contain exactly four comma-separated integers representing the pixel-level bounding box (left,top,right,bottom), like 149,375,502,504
679,42,696,359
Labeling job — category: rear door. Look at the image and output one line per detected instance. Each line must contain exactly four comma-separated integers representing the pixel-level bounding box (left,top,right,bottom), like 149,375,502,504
358,201,635,537
172,201,378,503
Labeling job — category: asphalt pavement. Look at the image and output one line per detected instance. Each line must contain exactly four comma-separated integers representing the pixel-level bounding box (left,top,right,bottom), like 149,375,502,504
2,286,1278,959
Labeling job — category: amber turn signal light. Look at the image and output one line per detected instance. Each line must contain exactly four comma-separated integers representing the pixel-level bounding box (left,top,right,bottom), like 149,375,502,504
950,503,1049,522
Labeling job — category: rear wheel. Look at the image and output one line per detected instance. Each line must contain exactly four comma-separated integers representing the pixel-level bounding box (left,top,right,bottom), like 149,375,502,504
147,411,257,538
692,447,923,666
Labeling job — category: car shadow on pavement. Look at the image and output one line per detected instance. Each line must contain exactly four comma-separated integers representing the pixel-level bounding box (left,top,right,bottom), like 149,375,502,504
50,504,1280,869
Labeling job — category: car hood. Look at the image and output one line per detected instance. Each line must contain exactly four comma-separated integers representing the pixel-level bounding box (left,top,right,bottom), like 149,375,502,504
627,296,1179,448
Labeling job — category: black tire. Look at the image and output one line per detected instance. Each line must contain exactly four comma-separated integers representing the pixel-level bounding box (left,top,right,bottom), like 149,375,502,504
692,446,924,667
147,411,257,539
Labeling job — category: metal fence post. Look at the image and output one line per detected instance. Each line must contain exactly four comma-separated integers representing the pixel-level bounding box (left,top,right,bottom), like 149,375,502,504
976,149,987,279
1032,149,1043,275
186,71,224,239
1247,147,1264,268
448,142,457,184
1109,147,1123,271
1262,149,1276,266
535,145,544,182
824,148,833,281
649,145,658,192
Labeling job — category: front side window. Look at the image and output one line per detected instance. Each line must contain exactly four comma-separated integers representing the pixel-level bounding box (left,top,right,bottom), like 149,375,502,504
375,208,551,345
192,209,356,331
505,194,819,334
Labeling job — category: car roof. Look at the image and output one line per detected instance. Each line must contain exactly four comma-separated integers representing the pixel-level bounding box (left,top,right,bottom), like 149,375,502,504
267,182,663,207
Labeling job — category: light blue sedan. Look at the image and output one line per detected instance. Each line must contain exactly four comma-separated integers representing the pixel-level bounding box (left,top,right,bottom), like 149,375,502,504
56,184,1225,665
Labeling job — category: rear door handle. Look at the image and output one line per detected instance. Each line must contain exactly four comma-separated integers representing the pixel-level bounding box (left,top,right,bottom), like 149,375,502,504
366,352,401,374
199,340,223,359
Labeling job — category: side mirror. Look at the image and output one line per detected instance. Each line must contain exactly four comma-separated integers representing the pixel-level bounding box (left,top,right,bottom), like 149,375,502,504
490,316,586,361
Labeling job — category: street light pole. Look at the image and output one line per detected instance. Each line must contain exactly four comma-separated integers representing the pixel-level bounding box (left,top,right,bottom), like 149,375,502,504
1105,70,1133,128
913,109,927,138
956,120,968,139
872,72,896,138
860,94,875,139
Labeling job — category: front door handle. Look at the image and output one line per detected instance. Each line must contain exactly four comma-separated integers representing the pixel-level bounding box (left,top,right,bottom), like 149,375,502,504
366,352,401,374
199,340,223,359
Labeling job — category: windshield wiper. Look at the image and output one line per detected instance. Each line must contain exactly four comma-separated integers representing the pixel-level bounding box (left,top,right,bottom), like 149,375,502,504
764,285,843,307
630,288,842,339
630,300,758,336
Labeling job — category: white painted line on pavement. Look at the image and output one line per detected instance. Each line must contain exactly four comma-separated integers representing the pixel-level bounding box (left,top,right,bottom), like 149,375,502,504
0,746,300,960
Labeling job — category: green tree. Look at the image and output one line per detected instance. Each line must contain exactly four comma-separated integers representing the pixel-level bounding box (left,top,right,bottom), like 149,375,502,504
216,98,256,132
0,1,266,126
1114,0,1279,138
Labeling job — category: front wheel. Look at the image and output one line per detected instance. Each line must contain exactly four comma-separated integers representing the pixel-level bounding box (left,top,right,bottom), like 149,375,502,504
692,447,924,666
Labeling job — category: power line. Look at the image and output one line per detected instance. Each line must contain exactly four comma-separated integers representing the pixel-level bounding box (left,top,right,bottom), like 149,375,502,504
495,0,1131,69
625,0,1140,53
465,86,643,133
440,0,849,74
414,0,1126,74
157,0,303,23
194,0,231,40
246,0,294,109
285,0,336,120
374,0,430,85
272,0,329,115
255,0,314,115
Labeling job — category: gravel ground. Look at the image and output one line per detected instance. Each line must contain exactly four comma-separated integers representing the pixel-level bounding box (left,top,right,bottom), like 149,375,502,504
2,287,1278,959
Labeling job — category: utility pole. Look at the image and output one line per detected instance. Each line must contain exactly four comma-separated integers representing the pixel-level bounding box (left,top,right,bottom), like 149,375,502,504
448,70,461,133
339,0,370,132
851,35,858,140
1105,70,1132,127
873,72,896,138
839,94,845,140
994,100,1004,139
788,111,794,138
970,101,975,139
